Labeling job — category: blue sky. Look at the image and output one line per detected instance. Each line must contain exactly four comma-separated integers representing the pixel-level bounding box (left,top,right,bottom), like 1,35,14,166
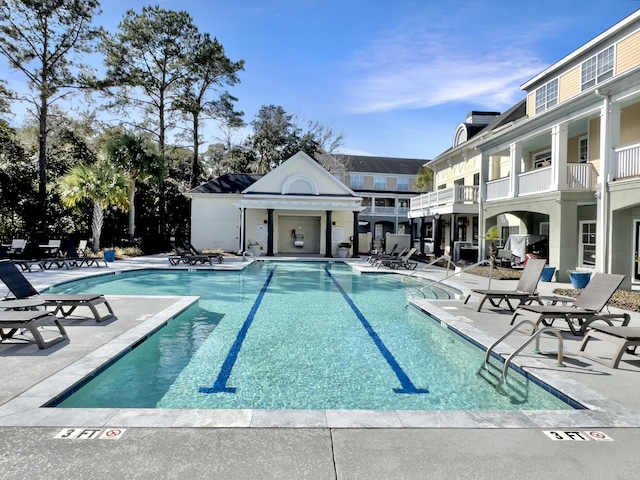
5,1,640,161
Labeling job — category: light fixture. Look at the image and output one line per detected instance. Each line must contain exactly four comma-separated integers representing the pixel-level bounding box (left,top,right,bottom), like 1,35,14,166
434,213,440,220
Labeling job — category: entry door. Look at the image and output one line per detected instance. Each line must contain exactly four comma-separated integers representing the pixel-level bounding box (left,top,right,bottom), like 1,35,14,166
635,221,640,281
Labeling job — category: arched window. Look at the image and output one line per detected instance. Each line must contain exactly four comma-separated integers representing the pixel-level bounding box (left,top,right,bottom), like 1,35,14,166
281,174,319,195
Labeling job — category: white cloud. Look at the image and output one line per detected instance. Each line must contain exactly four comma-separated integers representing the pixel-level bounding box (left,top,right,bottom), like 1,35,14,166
342,23,548,114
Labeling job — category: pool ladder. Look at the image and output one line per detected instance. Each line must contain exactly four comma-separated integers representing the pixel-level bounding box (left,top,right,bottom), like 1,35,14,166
480,320,564,383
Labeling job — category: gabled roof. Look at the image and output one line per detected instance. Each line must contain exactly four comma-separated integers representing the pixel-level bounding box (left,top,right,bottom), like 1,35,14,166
333,154,427,175
476,99,527,136
243,151,358,197
187,173,264,194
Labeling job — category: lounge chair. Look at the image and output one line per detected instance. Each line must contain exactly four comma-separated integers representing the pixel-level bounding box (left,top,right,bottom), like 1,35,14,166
377,248,418,270
40,239,107,269
509,272,629,335
463,258,547,312
0,260,116,323
0,307,68,349
368,245,401,264
168,243,214,266
579,325,640,369
183,240,223,263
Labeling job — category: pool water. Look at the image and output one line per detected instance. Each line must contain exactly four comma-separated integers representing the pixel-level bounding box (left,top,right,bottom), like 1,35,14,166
49,262,572,411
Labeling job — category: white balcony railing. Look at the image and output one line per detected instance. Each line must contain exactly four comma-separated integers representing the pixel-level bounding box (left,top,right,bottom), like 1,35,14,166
519,166,552,195
486,177,509,200
360,205,407,216
485,164,597,200
409,185,479,214
567,163,597,190
615,143,640,179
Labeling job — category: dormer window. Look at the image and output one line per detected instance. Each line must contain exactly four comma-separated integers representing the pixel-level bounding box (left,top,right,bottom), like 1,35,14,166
581,45,614,90
535,78,558,113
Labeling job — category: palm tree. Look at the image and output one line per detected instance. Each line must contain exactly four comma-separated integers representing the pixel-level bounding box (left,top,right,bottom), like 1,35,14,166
105,134,162,243
58,160,129,251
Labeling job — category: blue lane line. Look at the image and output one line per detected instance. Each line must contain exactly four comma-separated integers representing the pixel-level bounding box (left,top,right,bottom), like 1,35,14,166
325,266,429,394
200,266,277,394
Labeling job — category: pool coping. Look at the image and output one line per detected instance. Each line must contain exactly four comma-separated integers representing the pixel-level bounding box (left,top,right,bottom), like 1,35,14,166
1,266,640,429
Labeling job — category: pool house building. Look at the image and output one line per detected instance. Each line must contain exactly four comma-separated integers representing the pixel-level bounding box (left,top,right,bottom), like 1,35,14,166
186,151,363,257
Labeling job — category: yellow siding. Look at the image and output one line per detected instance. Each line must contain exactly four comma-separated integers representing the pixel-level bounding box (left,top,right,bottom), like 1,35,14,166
526,92,535,117
616,30,640,74
363,176,374,190
559,66,580,103
620,103,640,145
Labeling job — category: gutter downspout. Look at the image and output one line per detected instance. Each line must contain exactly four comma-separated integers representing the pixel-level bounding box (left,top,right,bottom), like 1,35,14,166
594,88,611,273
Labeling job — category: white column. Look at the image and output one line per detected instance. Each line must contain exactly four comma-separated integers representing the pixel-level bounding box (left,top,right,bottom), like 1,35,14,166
551,123,568,190
508,142,522,198
595,98,621,272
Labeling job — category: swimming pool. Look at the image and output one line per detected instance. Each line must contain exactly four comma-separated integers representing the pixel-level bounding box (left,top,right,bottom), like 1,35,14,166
47,262,573,411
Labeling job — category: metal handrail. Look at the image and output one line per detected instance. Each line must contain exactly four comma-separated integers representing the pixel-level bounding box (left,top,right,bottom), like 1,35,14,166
400,254,449,283
484,320,537,365
501,327,564,381
483,320,564,382
418,258,490,292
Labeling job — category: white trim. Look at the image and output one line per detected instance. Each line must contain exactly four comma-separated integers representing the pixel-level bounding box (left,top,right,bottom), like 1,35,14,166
281,174,319,195
578,220,597,268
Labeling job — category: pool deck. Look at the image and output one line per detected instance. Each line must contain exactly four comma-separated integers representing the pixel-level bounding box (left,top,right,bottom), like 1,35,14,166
1,254,640,478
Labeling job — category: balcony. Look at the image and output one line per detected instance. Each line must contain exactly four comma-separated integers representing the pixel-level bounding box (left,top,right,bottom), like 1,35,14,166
409,185,479,215
486,163,597,201
615,142,640,179
360,205,409,216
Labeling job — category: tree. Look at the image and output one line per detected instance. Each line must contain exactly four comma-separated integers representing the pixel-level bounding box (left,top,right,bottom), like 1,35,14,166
105,133,163,242
58,160,129,251
100,6,200,233
0,119,36,236
245,105,320,173
173,33,244,188
415,166,434,192
0,0,102,225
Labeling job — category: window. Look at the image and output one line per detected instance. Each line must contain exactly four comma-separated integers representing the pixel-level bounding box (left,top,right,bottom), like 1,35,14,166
535,78,558,113
579,136,588,162
534,150,552,169
350,175,363,189
581,45,614,90
374,176,386,190
437,184,447,190
396,177,409,191
579,221,596,267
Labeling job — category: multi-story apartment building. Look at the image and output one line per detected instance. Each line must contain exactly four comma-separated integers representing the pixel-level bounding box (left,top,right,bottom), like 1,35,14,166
410,9,640,287
331,154,427,252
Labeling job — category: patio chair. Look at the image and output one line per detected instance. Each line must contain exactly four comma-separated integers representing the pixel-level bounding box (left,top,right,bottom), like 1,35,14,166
0,308,68,349
183,240,223,263
579,325,640,369
463,258,547,312
168,242,214,266
495,248,512,268
377,248,418,270
367,244,400,264
7,239,26,256
509,273,629,335
0,260,116,323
